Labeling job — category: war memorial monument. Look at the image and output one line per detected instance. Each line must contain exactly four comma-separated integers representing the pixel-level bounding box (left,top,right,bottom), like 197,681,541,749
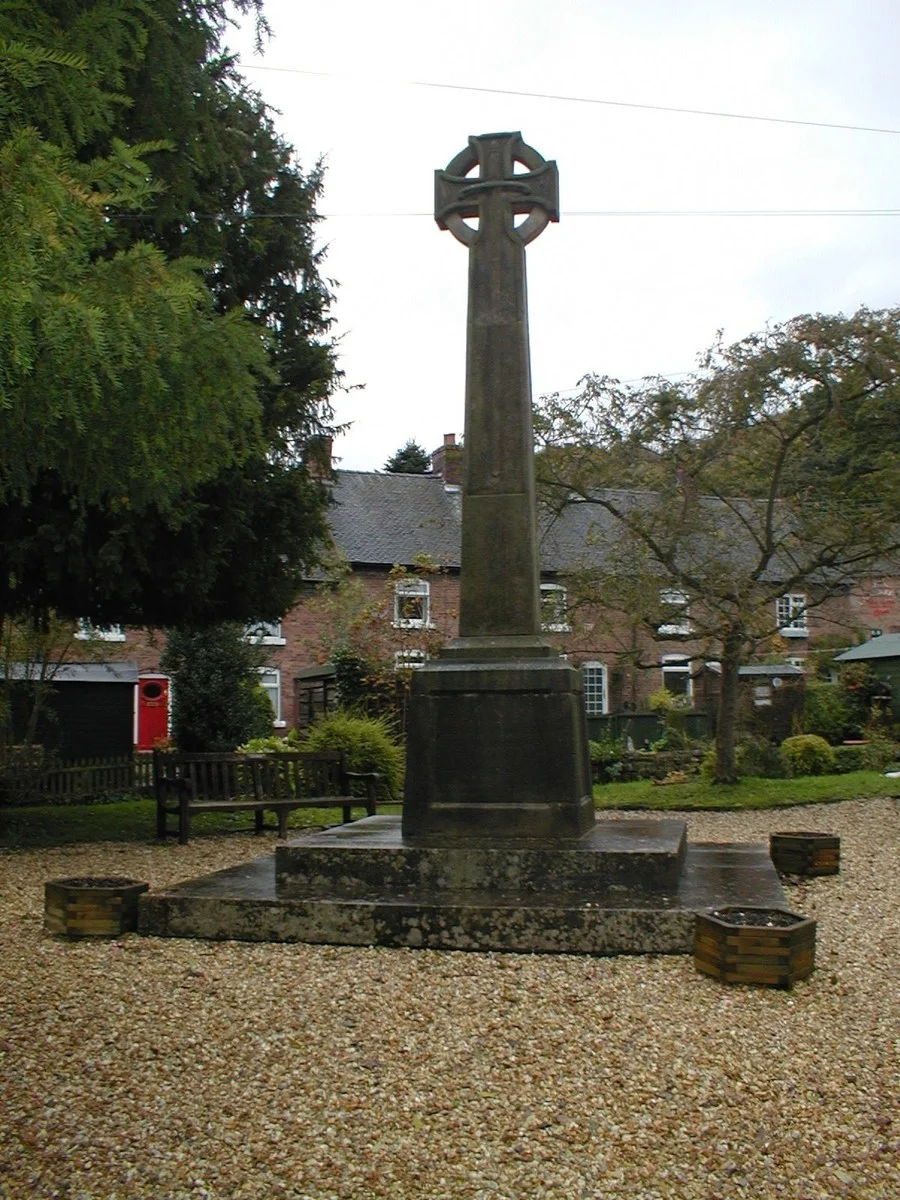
140,134,783,951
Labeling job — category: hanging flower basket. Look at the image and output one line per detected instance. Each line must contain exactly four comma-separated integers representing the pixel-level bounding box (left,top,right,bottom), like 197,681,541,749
769,832,840,876
694,906,816,988
44,877,149,938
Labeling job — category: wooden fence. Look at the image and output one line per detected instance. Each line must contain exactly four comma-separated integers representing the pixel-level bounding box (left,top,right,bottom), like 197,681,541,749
0,753,154,805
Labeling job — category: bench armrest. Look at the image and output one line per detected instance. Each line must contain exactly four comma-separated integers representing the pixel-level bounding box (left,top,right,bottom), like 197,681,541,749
345,769,391,802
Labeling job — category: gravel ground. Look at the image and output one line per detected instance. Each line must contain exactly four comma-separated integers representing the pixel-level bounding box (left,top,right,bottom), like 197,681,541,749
0,798,897,1200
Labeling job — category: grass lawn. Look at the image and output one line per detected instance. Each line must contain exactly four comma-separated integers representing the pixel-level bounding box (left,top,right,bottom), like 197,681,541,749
2,772,897,848
0,797,403,850
594,770,900,811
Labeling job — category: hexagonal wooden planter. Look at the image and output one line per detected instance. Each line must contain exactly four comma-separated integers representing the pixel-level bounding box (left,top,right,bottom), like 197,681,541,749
694,907,816,988
769,832,840,876
44,877,149,938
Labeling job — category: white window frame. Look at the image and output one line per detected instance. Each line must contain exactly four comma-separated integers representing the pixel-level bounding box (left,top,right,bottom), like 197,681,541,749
658,588,691,637
777,594,808,637
540,583,569,632
75,620,126,642
257,667,286,727
244,620,286,646
661,654,692,700
394,649,427,671
581,661,608,716
393,579,431,629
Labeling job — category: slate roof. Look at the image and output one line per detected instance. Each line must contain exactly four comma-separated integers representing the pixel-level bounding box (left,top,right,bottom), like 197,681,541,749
325,472,819,582
834,633,900,662
327,472,676,574
328,472,462,567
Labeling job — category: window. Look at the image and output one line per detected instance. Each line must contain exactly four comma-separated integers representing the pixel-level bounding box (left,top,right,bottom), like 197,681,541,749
581,662,608,716
776,594,808,637
393,579,430,628
658,589,691,637
75,620,125,642
257,668,285,726
540,583,569,632
244,620,286,645
394,649,427,671
661,655,692,699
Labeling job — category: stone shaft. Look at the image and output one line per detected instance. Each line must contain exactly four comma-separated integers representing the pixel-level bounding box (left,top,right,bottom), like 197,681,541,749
435,132,559,642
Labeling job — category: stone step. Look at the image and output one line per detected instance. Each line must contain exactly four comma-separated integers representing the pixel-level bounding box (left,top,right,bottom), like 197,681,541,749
275,815,687,899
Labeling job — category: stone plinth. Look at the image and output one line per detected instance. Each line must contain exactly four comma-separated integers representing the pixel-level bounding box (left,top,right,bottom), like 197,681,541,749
138,818,787,955
275,815,686,897
402,656,594,839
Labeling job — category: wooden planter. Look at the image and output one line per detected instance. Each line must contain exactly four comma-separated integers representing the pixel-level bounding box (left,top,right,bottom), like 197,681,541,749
694,907,816,988
44,877,149,938
770,832,840,876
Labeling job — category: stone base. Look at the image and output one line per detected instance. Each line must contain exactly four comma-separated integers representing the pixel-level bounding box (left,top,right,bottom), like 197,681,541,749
402,657,593,839
274,815,687,897
138,817,786,955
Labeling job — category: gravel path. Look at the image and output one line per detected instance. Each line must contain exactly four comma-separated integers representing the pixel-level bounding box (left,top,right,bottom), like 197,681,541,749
1,798,897,1200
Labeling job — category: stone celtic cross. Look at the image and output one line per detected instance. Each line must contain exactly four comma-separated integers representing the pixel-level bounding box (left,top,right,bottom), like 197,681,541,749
434,132,559,648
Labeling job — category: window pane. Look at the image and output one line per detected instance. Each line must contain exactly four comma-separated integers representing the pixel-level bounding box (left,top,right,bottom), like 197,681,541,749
661,658,691,698
258,669,280,720
540,584,568,631
582,663,606,715
394,580,429,627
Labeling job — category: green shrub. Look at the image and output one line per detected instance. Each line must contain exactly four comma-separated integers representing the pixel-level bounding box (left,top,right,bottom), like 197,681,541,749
240,733,299,754
297,710,404,800
589,736,626,764
859,731,900,772
735,738,790,779
780,734,836,777
832,744,864,774
160,624,273,752
589,737,625,782
800,680,853,744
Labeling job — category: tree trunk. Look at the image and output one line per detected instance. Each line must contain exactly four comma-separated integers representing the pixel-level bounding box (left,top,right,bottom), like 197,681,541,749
714,631,745,784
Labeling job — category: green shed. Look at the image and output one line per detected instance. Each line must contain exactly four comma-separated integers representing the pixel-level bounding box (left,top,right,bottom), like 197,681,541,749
834,634,900,716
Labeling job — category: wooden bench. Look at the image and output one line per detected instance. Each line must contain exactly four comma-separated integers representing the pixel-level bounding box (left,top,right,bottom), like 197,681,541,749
153,749,380,844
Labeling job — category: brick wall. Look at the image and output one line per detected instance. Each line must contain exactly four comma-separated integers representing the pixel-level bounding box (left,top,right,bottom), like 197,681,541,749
54,570,900,738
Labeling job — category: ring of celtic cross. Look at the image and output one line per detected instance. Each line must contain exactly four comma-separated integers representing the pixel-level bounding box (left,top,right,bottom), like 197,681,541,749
434,132,559,247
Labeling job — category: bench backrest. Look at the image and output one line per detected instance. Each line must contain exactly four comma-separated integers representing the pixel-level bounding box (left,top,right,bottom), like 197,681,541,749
153,750,348,801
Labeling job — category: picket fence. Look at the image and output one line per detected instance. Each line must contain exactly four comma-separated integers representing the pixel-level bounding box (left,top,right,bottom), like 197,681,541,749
0,753,154,805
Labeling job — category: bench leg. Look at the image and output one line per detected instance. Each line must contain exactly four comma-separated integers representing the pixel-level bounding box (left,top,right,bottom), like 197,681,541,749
278,809,289,840
342,803,352,824
178,795,190,845
254,808,265,835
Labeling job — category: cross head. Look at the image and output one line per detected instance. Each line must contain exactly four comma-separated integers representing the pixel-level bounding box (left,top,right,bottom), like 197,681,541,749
434,132,559,246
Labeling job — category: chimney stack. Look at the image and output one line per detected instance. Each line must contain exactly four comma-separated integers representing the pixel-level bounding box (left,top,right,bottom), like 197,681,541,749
431,433,462,486
306,435,334,480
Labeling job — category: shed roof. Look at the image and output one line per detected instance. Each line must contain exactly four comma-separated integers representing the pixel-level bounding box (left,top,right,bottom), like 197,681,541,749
834,633,900,662
0,662,139,684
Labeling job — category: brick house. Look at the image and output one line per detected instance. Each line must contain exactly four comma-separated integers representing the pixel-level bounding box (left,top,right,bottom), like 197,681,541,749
65,436,900,744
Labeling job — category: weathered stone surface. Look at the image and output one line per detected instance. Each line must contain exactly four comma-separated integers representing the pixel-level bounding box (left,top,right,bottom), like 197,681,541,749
275,816,686,897
137,829,786,954
404,657,594,839
401,132,583,842
432,131,556,645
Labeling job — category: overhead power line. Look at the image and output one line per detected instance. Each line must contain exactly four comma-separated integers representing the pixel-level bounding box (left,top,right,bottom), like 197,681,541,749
236,62,900,138
122,208,900,220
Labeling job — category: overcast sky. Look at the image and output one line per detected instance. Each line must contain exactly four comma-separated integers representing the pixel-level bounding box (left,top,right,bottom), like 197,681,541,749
232,1,900,472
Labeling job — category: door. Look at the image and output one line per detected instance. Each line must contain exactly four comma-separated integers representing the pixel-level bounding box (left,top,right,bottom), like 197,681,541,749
137,676,170,750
